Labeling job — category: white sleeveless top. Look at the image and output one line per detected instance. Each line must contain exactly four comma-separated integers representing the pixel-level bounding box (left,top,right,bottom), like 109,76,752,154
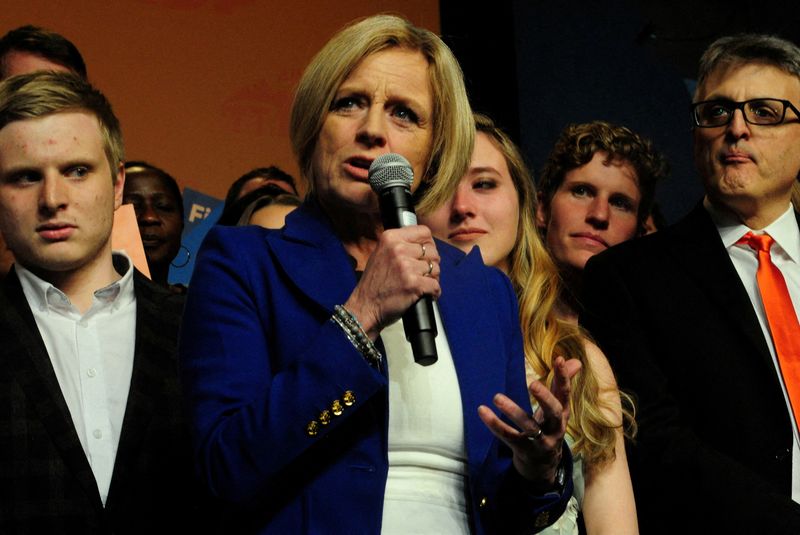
537,436,584,535
380,303,470,534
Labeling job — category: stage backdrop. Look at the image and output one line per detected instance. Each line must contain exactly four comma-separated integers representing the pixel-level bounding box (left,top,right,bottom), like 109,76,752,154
1,0,439,200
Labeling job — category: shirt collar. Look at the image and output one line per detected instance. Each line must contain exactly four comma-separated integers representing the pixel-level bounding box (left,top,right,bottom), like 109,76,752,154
16,251,136,314
705,198,800,263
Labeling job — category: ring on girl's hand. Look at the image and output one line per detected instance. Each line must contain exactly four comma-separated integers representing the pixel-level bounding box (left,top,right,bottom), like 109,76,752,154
424,260,433,277
420,243,427,259
526,428,544,441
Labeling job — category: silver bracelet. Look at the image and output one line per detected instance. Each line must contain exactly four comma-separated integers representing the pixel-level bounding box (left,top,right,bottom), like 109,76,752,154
331,305,382,370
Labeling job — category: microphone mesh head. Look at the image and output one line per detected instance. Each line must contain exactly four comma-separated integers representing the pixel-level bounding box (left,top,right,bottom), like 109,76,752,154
369,153,413,193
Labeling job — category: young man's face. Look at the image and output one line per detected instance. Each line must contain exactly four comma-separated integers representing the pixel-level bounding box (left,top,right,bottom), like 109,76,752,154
0,111,123,280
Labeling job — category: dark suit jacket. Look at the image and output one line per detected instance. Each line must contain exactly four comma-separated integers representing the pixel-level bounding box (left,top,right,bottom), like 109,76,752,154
581,202,800,533
179,200,571,535
0,268,202,534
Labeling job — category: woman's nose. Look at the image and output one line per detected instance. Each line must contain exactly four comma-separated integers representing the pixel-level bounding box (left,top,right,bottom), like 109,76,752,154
450,185,476,221
356,106,388,148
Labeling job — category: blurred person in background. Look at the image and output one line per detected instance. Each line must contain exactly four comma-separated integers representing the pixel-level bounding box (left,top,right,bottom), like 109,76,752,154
217,182,300,228
224,165,299,209
122,161,185,289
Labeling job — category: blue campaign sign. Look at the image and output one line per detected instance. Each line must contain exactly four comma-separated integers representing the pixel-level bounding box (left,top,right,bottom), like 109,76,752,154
183,188,225,234
169,187,224,286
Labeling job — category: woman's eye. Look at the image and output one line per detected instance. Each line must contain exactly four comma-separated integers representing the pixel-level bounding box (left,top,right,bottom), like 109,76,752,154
473,179,496,190
393,106,419,124
330,97,361,111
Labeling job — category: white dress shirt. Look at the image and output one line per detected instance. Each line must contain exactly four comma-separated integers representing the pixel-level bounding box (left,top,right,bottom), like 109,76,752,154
16,252,137,506
706,200,800,502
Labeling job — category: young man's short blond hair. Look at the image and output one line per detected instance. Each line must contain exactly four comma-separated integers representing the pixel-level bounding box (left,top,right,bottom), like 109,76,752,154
0,71,124,175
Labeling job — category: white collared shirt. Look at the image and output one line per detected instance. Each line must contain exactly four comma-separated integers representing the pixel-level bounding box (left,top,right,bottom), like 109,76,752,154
706,200,800,502
16,252,137,506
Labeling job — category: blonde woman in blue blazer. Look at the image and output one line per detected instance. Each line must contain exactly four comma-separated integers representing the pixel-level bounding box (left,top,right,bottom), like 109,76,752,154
180,14,578,534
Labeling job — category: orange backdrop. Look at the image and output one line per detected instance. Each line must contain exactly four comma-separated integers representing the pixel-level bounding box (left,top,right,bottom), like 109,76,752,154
3,0,439,198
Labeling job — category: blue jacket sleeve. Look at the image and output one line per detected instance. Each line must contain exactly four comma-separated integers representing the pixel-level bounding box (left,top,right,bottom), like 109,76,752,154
179,226,386,504
480,267,573,533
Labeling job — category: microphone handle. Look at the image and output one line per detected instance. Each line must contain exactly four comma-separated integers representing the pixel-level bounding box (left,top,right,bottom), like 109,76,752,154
378,186,438,366
378,186,417,228
403,299,438,366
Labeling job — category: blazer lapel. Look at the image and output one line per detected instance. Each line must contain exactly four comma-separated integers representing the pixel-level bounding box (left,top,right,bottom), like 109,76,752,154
667,203,773,369
1,272,102,506
267,201,358,313
107,274,174,499
436,245,504,470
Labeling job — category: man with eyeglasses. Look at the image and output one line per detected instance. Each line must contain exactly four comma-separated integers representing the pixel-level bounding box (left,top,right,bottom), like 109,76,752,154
580,34,800,533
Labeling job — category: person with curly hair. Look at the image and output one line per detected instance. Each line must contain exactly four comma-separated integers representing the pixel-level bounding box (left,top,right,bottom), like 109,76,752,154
536,121,668,322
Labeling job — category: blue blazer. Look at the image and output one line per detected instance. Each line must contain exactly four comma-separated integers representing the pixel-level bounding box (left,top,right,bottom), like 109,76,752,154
180,201,571,534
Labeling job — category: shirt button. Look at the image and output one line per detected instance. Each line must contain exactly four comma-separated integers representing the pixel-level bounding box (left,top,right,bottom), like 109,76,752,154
87,368,97,378
93,429,102,439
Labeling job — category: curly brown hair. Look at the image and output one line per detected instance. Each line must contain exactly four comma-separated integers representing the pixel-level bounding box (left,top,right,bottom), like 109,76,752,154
538,121,668,231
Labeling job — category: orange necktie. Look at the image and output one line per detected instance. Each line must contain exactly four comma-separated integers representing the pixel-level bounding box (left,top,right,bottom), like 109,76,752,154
739,232,800,425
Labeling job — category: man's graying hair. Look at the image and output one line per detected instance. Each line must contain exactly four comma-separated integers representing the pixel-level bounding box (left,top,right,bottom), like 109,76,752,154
696,33,800,97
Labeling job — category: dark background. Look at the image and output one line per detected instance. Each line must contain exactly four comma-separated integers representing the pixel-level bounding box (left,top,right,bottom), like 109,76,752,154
441,0,800,223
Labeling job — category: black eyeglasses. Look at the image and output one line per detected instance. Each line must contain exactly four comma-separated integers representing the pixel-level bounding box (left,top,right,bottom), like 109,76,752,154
691,98,800,127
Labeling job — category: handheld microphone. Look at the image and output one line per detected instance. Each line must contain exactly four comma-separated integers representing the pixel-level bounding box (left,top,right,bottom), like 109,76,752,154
368,153,438,366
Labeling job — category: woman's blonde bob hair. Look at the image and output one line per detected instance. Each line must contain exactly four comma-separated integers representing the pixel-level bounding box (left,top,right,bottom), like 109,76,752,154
289,14,473,210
